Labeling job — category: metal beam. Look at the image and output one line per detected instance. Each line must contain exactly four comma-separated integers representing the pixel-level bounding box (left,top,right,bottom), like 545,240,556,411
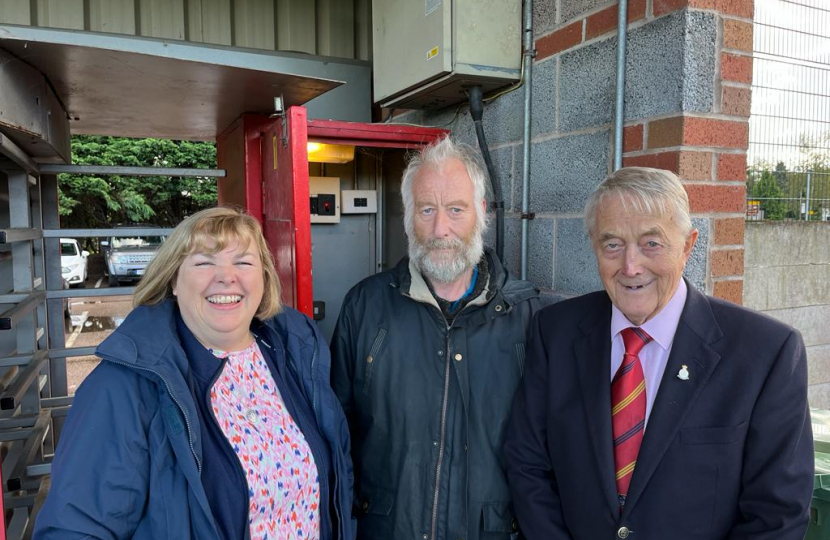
0,415,40,431
25,463,51,477
2,492,37,509
0,134,39,176
0,229,43,244
2,410,50,490
47,287,136,300
0,287,135,303
39,164,226,178
23,476,50,538
46,347,96,359
6,506,29,540
43,228,173,238
0,353,42,369
0,351,49,412
40,396,74,408
0,294,43,331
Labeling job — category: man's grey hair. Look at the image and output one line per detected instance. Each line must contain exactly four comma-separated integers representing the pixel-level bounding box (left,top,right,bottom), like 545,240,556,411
584,167,693,239
400,136,489,238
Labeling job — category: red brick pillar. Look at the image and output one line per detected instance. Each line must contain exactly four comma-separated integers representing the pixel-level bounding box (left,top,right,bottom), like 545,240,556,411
619,1,753,304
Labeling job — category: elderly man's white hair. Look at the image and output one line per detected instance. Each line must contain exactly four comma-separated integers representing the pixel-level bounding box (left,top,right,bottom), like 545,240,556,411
584,167,694,239
400,136,490,239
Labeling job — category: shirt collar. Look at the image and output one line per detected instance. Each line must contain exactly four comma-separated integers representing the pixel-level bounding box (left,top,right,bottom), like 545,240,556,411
610,279,688,351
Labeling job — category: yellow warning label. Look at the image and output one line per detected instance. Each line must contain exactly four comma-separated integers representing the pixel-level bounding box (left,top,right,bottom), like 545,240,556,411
427,46,439,60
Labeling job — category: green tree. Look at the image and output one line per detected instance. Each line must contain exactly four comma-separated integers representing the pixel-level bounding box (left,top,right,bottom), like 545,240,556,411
59,136,218,229
752,170,787,220
797,133,830,220
773,161,789,192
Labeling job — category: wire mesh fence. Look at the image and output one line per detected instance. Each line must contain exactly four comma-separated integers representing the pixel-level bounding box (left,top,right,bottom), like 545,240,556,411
746,169,830,221
748,0,830,221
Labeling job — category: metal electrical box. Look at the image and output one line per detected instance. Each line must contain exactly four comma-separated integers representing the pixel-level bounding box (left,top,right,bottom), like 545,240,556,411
309,176,341,224
372,0,522,109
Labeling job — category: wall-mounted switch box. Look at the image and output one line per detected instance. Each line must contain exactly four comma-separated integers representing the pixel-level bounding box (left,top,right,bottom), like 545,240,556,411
309,176,340,224
341,190,378,214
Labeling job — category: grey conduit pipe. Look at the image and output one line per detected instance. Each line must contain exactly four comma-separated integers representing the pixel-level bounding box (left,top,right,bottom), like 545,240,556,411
613,0,629,170
520,0,534,280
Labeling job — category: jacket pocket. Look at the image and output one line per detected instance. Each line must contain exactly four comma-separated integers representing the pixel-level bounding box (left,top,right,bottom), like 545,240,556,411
357,485,395,516
481,501,518,534
680,422,748,445
515,343,526,377
362,328,387,395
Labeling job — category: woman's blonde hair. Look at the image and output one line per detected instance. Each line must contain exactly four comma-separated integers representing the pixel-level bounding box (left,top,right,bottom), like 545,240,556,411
133,206,282,319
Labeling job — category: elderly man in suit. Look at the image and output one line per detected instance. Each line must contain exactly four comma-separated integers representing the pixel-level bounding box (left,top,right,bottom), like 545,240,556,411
505,167,814,539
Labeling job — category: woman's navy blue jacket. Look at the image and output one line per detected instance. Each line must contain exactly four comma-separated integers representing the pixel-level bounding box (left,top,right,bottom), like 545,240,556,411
34,300,356,540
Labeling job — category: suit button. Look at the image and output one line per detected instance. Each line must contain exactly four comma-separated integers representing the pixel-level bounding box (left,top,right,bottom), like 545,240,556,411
454,353,463,361
361,501,369,512
617,526,630,538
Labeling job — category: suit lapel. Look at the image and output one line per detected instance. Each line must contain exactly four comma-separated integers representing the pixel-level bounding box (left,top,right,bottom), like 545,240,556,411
621,284,724,516
574,297,620,517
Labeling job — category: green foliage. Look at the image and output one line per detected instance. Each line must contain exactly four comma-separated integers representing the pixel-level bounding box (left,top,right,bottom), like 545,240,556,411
773,161,788,192
751,170,787,220
59,136,218,229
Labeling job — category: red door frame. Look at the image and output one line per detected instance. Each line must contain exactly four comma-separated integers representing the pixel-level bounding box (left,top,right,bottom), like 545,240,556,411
231,109,447,318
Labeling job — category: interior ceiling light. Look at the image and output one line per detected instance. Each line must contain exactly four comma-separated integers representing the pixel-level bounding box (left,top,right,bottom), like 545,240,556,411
307,143,355,164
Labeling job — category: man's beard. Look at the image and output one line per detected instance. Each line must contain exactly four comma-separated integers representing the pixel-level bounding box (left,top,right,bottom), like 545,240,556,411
409,229,484,284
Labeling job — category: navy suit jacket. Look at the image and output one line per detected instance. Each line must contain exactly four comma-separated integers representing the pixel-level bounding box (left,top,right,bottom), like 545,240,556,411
505,282,814,540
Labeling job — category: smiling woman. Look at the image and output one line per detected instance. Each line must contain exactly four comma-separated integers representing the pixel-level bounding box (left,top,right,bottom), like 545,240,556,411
34,207,356,540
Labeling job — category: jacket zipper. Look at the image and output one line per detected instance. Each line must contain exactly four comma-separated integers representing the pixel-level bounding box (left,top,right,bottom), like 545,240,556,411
103,355,254,539
307,337,337,540
310,339,319,415
100,356,202,473
430,319,454,540
407,287,493,540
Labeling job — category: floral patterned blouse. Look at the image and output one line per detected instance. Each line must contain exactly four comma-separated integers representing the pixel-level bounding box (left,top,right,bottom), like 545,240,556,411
210,341,320,540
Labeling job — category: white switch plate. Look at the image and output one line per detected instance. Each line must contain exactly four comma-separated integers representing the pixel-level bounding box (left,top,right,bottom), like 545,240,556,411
341,190,378,214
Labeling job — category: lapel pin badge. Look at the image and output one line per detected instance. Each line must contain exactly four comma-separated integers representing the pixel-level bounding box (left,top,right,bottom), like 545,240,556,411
677,365,690,381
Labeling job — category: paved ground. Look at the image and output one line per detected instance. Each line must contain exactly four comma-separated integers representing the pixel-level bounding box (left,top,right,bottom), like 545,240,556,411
63,274,135,394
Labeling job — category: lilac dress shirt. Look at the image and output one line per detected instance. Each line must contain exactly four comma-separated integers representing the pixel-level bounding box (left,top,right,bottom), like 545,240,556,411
610,279,688,429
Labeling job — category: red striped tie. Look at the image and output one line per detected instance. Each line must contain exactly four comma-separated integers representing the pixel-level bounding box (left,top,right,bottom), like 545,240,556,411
612,327,652,507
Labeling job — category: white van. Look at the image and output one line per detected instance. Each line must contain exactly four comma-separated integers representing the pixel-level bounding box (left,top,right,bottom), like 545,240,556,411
60,238,89,288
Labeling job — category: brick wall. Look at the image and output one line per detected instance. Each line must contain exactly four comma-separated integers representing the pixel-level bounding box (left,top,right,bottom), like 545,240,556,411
404,0,752,301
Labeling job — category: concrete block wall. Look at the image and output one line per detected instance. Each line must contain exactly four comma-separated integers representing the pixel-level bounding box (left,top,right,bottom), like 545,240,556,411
404,0,752,302
743,223,830,408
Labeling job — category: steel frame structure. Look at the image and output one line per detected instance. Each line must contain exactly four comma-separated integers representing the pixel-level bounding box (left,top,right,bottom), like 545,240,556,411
0,149,226,539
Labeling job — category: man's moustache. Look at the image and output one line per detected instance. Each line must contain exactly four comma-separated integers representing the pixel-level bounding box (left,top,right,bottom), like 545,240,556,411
424,238,464,250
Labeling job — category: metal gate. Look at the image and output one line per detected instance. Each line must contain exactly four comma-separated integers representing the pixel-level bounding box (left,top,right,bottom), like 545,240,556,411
0,148,225,538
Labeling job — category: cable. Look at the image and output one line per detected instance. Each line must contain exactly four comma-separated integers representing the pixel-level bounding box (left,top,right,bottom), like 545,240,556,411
469,86,505,262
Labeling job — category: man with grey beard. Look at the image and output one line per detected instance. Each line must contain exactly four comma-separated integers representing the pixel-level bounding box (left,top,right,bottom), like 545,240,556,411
331,136,543,540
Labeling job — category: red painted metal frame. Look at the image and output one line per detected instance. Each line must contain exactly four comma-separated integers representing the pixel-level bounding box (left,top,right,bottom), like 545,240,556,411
307,118,447,148
232,111,447,319
292,116,445,318
258,108,314,316
285,108,314,318
241,115,270,222
217,114,273,223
